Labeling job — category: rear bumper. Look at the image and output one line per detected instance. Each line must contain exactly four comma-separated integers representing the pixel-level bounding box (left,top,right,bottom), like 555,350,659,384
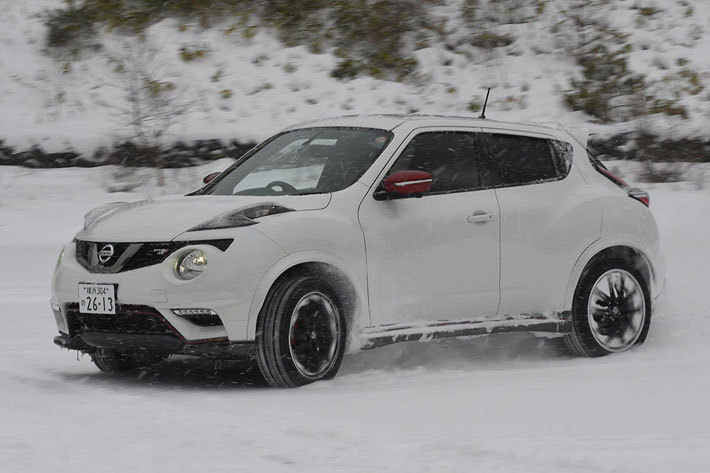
54,333,256,359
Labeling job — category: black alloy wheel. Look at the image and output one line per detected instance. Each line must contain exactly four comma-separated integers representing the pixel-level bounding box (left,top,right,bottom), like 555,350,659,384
564,259,652,357
256,274,346,387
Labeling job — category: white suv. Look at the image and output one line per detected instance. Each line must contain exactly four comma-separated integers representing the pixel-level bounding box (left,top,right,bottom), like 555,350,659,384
50,115,665,387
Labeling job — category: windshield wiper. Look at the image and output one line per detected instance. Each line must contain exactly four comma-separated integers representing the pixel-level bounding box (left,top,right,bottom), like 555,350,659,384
292,190,326,196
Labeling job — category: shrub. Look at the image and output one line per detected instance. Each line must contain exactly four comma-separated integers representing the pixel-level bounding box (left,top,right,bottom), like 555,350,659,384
143,79,176,96
45,3,98,48
179,46,208,62
461,0,479,24
649,99,688,118
638,6,661,17
256,0,429,79
471,31,514,49
467,97,483,113
331,58,362,80
45,0,244,48
564,44,646,122
45,0,430,80
678,68,704,95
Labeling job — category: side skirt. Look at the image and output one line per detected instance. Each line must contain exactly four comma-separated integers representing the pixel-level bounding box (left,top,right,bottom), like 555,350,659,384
359,312,572,350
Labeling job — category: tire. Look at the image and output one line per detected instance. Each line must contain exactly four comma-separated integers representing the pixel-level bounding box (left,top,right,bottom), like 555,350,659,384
91,349,163,372
256,274,347,388
564,258,652,357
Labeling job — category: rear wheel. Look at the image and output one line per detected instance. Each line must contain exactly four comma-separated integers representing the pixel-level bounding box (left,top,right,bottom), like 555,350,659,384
90,349,163,372
256,275,346,387
564,260,651,357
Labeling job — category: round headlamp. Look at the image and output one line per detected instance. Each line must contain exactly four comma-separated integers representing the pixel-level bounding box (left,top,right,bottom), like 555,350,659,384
174,249,207,280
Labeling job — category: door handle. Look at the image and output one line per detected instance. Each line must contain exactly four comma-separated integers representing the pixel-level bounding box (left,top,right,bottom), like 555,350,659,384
467,211,497,224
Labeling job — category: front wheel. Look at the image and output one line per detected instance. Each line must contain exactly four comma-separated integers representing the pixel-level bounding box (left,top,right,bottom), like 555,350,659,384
256,275,346,387
564,260,651,357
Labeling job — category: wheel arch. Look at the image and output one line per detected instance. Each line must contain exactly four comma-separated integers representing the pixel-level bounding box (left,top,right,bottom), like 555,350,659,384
247,252,366,346
565,239,656,311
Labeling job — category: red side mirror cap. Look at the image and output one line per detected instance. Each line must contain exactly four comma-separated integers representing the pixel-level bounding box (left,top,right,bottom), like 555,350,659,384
383,170,433,195
203,172,220,184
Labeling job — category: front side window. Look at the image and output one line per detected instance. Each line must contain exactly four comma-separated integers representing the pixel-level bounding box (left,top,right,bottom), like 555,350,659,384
386,131,482,195
480,133,573,188
201,127,392,196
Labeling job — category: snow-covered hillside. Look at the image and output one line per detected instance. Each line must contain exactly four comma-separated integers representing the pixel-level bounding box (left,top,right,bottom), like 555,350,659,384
1,164,710,472
1,0,710,155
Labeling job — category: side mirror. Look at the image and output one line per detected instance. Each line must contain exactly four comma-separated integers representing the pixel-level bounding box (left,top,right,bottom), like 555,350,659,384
381,170,433,197
203,172,220,184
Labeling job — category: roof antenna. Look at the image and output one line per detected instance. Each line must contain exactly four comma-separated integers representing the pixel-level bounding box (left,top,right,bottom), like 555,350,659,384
478,87,491,119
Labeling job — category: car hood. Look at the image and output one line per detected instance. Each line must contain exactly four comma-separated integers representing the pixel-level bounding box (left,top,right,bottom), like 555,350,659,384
76,194,331,242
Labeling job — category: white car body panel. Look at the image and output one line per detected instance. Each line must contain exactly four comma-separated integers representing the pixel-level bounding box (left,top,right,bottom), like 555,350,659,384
494,176,602,315
359,187,501,325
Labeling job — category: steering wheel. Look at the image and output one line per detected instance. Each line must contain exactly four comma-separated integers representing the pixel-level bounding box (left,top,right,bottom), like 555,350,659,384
265,180,298,194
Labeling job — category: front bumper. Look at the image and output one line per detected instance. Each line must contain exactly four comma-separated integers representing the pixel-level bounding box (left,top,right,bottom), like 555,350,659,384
50,228,286,345
53,333,256,359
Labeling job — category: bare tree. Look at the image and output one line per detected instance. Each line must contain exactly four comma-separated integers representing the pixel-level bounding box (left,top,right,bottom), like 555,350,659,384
93,38,192,187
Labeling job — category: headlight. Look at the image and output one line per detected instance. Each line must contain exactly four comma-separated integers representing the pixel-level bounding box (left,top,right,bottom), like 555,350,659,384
188,203,293,231
174,250,207,280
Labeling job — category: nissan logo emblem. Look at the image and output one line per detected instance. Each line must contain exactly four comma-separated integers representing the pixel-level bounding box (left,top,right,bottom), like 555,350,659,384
98,244,115,264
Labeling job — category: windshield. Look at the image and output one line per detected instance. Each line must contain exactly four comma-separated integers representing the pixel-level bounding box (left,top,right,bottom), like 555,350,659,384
201,127,393,196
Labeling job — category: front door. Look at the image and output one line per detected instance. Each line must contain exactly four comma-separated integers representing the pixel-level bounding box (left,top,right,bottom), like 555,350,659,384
358,129,501,327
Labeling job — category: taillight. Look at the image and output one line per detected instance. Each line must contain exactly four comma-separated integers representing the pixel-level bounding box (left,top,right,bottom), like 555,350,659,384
596,167,649,207
627,187,650,207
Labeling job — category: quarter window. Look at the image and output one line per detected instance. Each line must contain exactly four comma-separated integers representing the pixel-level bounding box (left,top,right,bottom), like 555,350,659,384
387,131,481,194
481,134,573,188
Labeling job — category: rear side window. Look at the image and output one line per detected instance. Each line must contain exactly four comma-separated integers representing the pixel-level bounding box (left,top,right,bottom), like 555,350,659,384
387,131,481,194
480,133,573,188
550,139,574,176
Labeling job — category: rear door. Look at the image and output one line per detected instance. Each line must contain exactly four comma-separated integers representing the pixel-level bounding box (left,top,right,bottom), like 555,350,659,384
358,129,501,327
478,129,600,315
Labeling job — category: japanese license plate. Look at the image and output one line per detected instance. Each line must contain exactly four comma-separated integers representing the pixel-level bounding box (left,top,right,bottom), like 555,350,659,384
78,283,116,314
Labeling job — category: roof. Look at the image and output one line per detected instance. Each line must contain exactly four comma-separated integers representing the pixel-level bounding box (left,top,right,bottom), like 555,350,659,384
283,114,588,146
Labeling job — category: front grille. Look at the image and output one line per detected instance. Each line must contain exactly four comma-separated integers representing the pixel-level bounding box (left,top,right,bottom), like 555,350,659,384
66,304,177,337
75,239,233,273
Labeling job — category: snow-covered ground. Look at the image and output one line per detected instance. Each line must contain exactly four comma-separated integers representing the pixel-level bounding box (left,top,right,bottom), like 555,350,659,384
1,164,709,472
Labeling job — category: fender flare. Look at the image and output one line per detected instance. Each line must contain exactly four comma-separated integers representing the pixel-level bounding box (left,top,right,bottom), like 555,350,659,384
564,235,657,311
245,250,368,341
